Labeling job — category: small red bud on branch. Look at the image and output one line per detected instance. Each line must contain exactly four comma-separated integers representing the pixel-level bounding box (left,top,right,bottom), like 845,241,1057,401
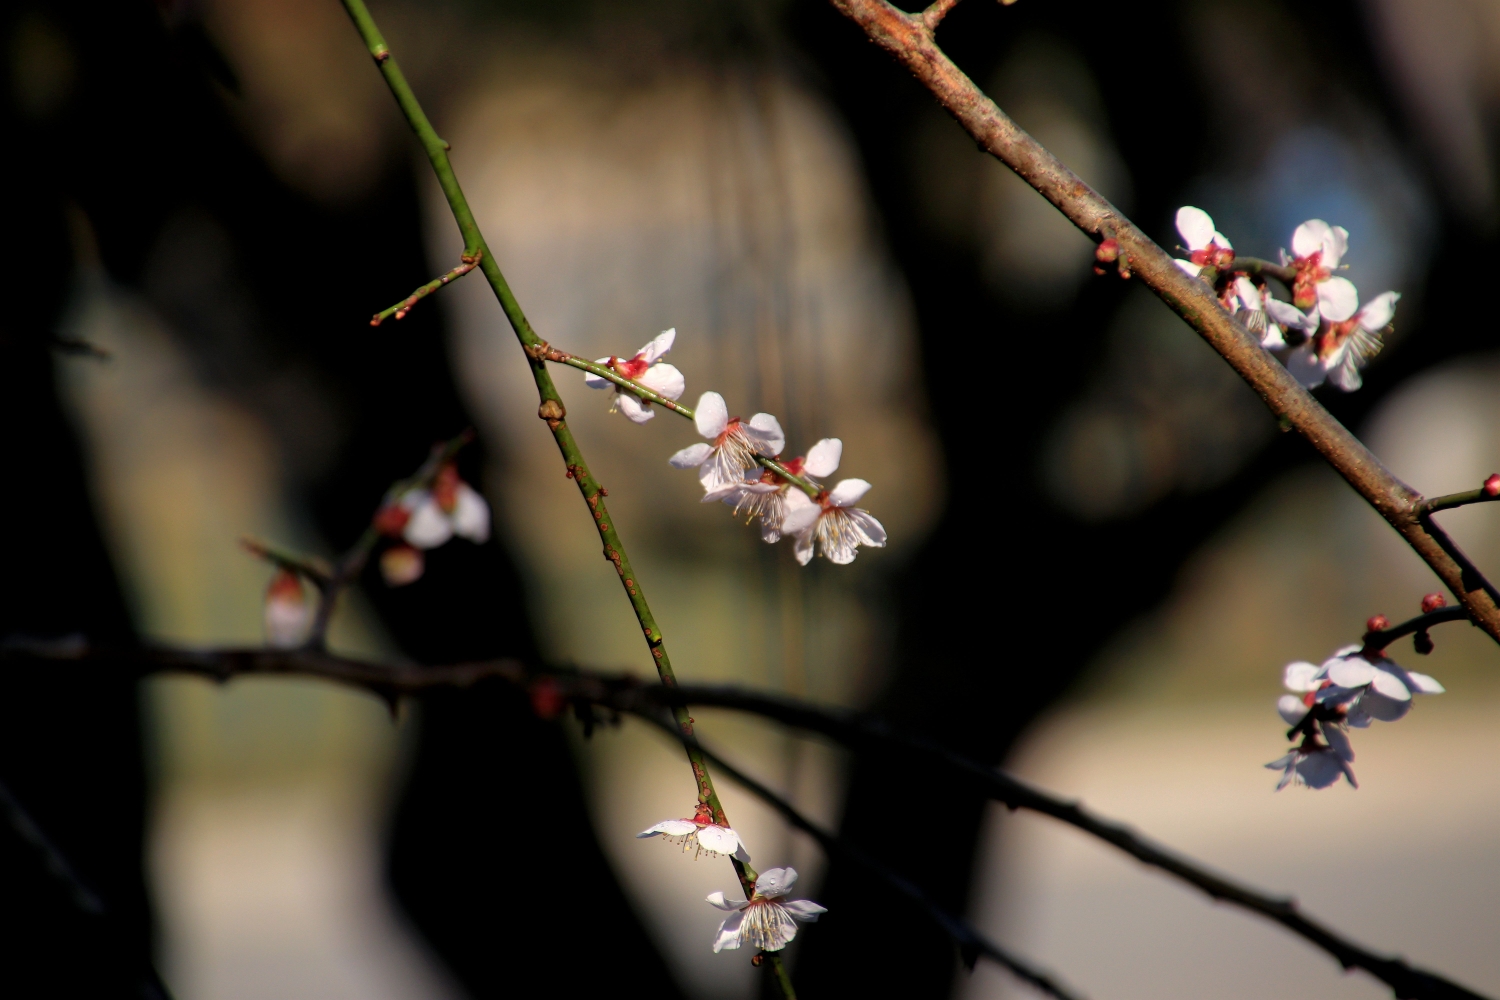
1421,593,1448,613
1366,614,1390,632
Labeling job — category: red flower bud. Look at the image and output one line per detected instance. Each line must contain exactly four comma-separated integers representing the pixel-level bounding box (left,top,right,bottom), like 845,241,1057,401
1485,473,1500,496
529,677,567,720
1095,238,1120,263
1421,592,1448,613
433,463,461,513
373,503,411,537
1366,614,1389,633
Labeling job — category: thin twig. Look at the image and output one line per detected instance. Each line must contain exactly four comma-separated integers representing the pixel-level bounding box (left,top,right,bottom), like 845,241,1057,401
369,253,481,326
538,344,822,497
239,537,333,589
920,0,964,31
1421,485,1500,516
0,776,105,915
10,641,1485,1000
823,0,1500,646
639,712,1086,1000
337,1,772,938
1362,606,1471,653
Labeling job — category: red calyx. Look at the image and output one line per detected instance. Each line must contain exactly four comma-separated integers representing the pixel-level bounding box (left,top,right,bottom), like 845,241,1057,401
1421,593,1448,613
433,463,460,513
373,503,411,537
529,677,567,720
1095,238,1119,263
1484,473,1500,496
1366,614,1390,632
614,354,650,380
266,569,304,602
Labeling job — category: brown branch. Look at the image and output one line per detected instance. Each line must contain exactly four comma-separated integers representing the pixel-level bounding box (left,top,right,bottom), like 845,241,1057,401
921,0,964,31
7,640,1486,1000
369,253,481,326
824,0,1500,645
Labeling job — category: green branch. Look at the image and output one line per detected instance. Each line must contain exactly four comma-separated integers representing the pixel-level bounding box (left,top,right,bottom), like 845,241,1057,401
337,0,770,917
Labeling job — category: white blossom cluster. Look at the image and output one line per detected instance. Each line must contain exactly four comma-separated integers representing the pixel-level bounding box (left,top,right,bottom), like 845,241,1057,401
1174,207,1400,392
638,806,826,953
1267,644,1443,790
586,328,887,565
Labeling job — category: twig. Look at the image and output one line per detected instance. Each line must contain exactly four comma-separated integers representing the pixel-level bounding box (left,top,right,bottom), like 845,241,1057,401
823,0,1500,647
10,641,1485,1000
1421,482,1500,516
238,537,333,589
0,776,105,916
536,343,822,497
337,2,775,953
640,712,1086,1000
920,0,964,31
369,253,481,326
1362,606,1471,653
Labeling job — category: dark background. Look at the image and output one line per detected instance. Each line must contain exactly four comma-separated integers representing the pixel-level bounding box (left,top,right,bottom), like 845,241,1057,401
0,0,1485,996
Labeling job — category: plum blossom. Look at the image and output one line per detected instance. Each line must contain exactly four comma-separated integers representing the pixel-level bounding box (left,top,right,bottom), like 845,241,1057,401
1172,206,1234,277
1285,290,1399,392
375,463,491,550
583,328,686,424
706,438,843,543
1263,296,1319,351
782,479,886,565
1283,219,1350,313
637,805,751,862
706,867,827,953
668,392,785,494
380,543,425,587
263,570,312,648
1305,644,1444,727
1266,742,1356,790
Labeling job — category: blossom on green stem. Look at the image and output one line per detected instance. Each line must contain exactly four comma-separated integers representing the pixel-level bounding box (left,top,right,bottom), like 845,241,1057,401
782,478,886,565
706,867,826,953
668,391,785,493
583,328,686,424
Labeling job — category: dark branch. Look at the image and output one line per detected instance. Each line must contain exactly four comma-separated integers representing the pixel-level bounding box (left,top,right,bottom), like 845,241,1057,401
3,640,1485,1000
1362,606,1472,653
637,711,1084,1000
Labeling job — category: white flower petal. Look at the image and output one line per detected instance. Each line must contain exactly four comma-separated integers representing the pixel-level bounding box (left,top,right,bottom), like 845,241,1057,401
1297,751,1346,789
712,910,745,953
828,478,872,507
1292,219,1331,261
640,327,676,363
1317,276,1359,323
1323,724,1354,762
1174,259,1204,278
1405,671,1445,694
669,443,714,469
1277,694,1308,725
1368,666,1413,702
639,363,686,401
760,520,782,545
1354,689,1411,722
695,392,728,439
1283,661,1322,692
1265,297,1317,333
617,392,654,423
793,528,814,566
1356,291,1399,332
451,483,491,543
1283,344,1326,388
264,598,311,649
804,438,843,478
848,510,887,548
1327,655,1377,689
1326,354,1363,392
1232,276,1262,311
403,496,454,549
780,491,820,535
754,867,797,898
1175,206,1216,251
638,819,698,838
747,413,786,456
782,899,828,921
695,825,742,857
584,358,612,390
1213,231,1232,250
706,891,748,912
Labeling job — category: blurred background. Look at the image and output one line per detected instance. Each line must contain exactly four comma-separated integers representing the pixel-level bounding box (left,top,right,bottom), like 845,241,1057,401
3,0,1500,998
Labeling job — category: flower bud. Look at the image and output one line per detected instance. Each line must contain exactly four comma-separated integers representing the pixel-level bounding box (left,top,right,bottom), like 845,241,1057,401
433,463,461,513
1421,592,1448,613
264,570,312,649
1095,238,1119,263
1366,614,1389,632
373,503,410,537
1485,473,1500,496
380,544,425,587
1414,630,1435,655
529,677,567,720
